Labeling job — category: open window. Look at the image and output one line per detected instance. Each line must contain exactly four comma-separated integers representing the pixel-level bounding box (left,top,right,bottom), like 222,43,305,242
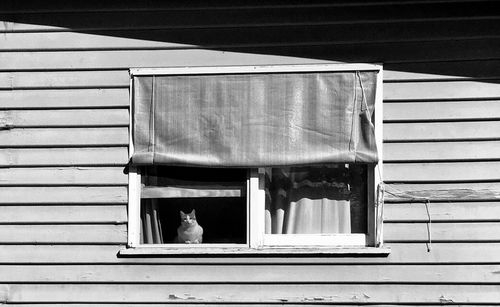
126,64,384,253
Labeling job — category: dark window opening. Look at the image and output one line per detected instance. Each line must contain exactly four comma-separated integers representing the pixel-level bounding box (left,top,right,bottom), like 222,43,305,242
140,166,247,244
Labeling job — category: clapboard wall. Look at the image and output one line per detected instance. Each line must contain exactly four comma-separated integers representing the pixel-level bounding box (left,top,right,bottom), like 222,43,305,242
1,0,500,305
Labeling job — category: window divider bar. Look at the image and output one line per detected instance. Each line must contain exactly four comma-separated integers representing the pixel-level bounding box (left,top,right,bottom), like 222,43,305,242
141,186,243,198
249,169,265,248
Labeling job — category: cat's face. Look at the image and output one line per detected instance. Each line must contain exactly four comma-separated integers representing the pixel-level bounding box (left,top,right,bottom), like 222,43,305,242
180,210,197,226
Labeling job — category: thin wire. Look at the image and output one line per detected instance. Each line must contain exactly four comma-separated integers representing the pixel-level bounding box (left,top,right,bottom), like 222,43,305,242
348,72,358,152
377,166,383,184
357,70,432,251
424,199,432,252
383,183,433,252
357,71,371,118
148,76,156,155
376,183,385,247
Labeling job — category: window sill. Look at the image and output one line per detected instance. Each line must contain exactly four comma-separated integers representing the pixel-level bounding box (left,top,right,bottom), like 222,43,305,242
118,246,390,257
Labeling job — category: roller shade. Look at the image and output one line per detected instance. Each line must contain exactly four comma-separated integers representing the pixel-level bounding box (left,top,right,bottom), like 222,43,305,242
132,70,379,167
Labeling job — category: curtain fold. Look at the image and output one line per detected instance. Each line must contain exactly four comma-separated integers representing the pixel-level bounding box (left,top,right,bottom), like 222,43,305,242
140,171,163,244
132,71,379,167
141,201,163,244
281,198,351,234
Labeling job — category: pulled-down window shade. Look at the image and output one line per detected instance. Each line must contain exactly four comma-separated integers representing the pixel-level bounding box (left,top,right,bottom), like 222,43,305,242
132,71,378,167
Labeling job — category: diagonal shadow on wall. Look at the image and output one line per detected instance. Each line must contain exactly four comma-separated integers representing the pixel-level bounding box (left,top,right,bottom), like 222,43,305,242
0,0,500,83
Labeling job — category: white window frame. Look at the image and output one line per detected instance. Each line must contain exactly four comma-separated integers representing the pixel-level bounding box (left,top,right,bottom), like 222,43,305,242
125,63,385,255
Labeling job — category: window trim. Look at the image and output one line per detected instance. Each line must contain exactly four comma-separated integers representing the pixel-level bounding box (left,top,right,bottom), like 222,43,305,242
126,63,385,254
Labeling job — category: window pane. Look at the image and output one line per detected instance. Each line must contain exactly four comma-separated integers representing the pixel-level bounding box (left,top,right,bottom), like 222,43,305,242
140,167,247,244
265,164,367,235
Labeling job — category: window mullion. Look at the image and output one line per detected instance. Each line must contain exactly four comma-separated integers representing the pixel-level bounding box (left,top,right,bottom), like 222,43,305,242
249,168,265,248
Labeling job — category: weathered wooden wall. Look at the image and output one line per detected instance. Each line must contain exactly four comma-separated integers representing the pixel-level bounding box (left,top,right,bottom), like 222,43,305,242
1,0,500,305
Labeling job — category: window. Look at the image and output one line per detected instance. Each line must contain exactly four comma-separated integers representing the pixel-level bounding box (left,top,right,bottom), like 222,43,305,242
126,64,385,254
136,166,248,246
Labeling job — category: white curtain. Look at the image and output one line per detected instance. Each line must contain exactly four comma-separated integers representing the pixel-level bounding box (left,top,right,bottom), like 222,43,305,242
141,201,163,244
140,173,164,244
265,166,351,234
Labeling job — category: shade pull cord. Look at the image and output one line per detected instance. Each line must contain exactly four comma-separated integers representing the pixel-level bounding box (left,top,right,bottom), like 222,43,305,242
356,71,371,119
383,185,433,253
348,72,358,153
376,182,385,247
424,199,432,252
148,76,156,157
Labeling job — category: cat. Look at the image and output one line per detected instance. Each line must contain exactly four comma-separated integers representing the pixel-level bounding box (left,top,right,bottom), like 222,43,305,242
175,209,203,244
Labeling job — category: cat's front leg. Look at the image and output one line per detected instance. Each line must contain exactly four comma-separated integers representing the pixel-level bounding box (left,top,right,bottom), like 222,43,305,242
185,240,192,244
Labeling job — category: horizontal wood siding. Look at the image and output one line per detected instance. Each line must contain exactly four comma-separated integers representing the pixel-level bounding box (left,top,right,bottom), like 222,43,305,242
0,187,127,204
0,109,129,127
0,148,128,166
2,264,500,284
0,243,498,264
0,167,127,185
0,205,127,223
1,0,499,305
2,284,500,304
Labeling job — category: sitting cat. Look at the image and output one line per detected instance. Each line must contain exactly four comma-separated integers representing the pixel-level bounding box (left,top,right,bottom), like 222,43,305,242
175,209,203,244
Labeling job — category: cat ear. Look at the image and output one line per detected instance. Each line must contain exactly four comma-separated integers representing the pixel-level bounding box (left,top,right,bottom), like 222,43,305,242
190,209,196,215
180,210,186,216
